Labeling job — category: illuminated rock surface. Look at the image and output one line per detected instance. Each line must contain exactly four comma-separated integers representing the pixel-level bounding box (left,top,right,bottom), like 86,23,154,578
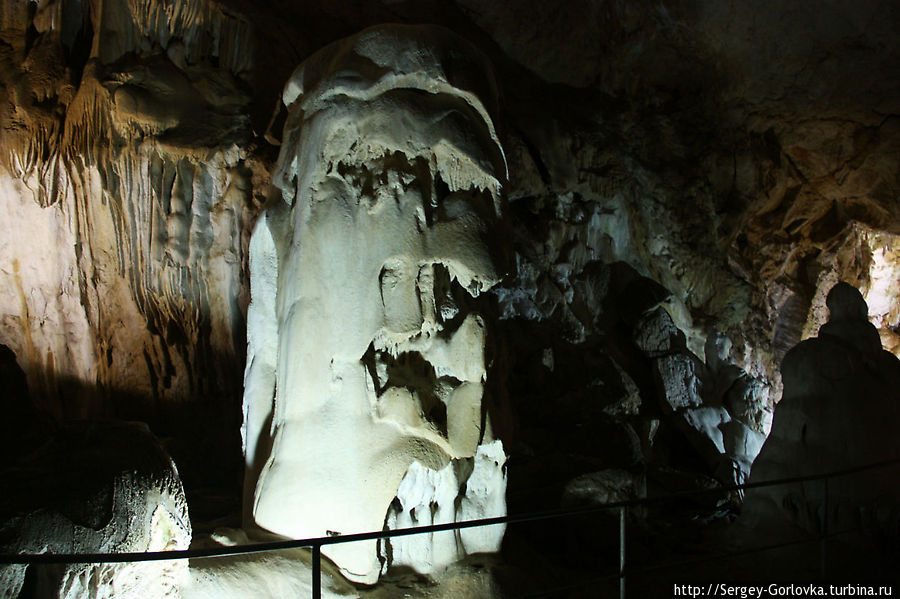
0,0,257,498
242,24,509,583
183,528,357,599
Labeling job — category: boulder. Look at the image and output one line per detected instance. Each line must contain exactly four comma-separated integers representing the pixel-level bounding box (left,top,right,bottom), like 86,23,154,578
0,422,191,599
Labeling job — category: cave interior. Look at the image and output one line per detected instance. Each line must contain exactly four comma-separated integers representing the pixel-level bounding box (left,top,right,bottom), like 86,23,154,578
1,0,899,597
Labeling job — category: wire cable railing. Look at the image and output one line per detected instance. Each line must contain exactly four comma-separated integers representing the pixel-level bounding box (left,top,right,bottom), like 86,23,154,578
2,457,899,598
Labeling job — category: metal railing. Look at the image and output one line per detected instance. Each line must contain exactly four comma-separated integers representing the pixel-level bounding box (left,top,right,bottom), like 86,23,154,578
2,457,898,598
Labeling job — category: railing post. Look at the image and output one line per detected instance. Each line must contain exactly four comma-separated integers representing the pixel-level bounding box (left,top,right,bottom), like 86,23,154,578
312,543,321,599
619,506,626,599
820,478,828,580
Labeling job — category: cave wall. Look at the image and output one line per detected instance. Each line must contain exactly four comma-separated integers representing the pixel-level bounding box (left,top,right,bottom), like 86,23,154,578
1,0,264,488
2,0,899,493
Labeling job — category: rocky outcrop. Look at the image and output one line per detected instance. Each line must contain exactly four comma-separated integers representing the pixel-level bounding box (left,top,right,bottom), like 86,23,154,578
749,282,900,488
635,311,770,487
0,0,262,490
0,421,191,599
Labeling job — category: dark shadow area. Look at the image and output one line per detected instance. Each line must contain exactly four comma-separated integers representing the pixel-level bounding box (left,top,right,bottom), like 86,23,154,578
1,344,244,529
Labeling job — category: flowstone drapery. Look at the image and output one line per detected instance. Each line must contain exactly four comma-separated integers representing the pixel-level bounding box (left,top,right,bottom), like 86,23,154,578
241,25,510,583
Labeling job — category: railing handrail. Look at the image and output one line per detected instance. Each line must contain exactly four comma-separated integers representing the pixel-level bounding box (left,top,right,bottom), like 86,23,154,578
1,455,898,565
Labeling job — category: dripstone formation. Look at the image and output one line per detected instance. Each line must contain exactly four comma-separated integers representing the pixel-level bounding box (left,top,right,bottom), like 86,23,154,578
741,282,900,577
1,0,899,595
242,24,509,583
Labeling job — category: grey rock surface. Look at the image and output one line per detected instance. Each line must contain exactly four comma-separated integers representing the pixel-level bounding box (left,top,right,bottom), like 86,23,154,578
0,422,191,599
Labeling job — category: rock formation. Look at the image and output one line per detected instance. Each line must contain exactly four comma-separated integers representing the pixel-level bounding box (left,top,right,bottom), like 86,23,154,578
242,24,509,583
0,422,191,599
742,282,900,575
0,0,259,495
749,281,900,491
0,0,899,593
635,309,770,490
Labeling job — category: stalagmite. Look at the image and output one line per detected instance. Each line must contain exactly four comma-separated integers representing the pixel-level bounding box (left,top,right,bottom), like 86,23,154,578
242,24,509,584
738,282,900,576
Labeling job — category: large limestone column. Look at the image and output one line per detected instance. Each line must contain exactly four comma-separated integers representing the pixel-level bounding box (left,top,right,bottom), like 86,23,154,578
241,24,510,584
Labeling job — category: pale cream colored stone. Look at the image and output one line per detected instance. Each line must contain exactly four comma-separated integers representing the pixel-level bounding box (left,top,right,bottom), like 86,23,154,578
243,24,509,584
